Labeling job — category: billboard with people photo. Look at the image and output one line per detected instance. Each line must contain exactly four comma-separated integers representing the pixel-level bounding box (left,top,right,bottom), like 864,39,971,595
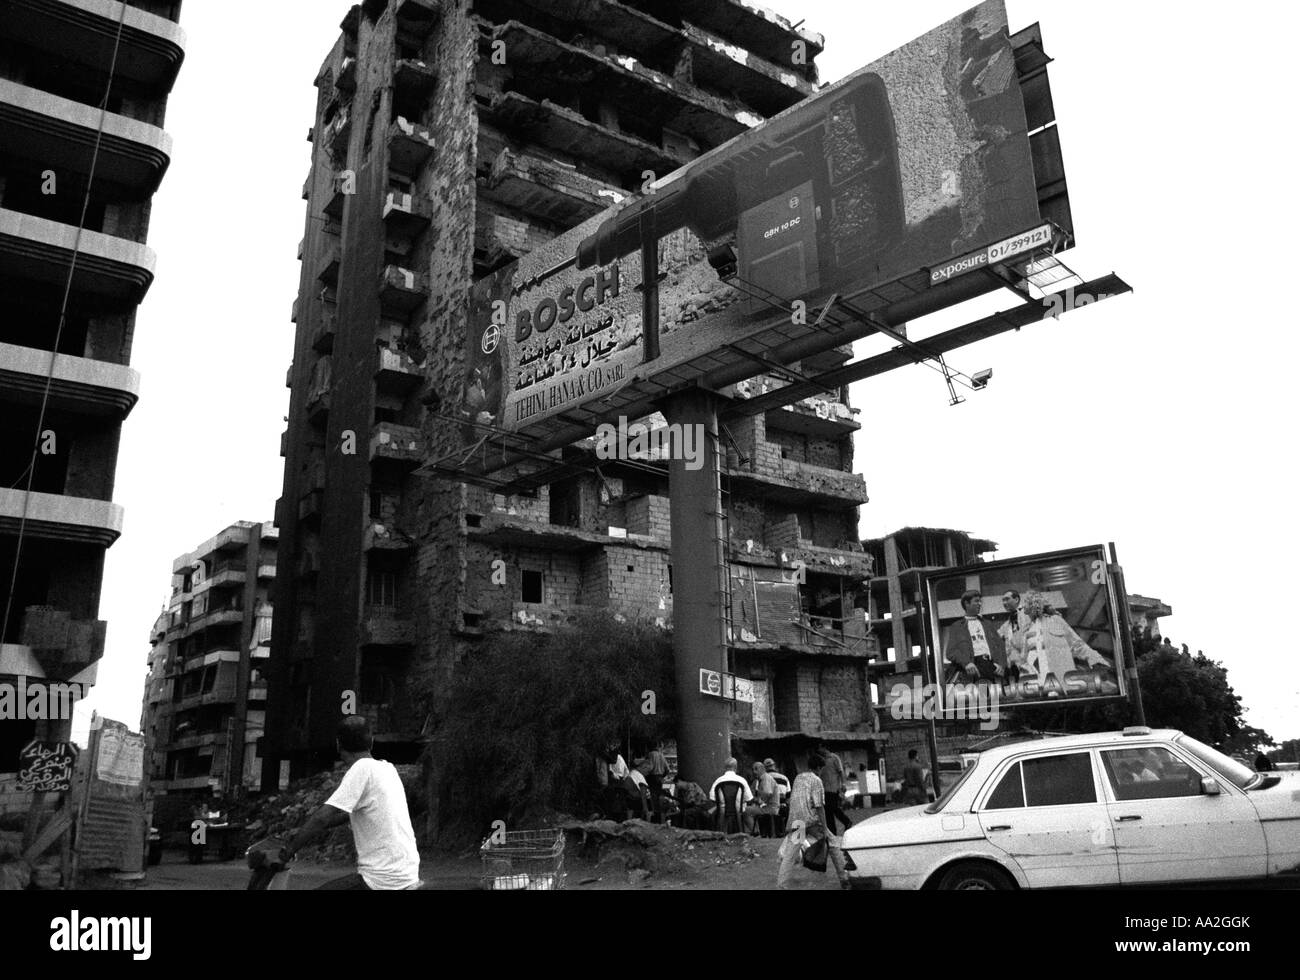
924,545,1127,714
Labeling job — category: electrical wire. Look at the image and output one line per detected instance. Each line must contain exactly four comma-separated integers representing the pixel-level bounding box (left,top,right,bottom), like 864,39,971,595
1,3,130,646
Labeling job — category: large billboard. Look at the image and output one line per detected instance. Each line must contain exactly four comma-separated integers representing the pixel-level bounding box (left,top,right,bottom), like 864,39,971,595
464,0,1045,434
924,545,1127,714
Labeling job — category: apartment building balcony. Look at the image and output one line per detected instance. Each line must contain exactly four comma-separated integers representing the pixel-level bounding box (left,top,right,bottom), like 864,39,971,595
306,385,332,427
374,347,422,394
491,0,813,114
725,456,868,508
396,0,443,36
323,105,352,158
488,90,688,178
201,608,244,630
0,0,188,93
0,208,155,306
0,340,140,419
311,311,337,354
0,487,123,546
291,298,300,323
490,21,752,151
18,606,107,677
336,56,357,94
279,428,289,458
206,559,246,590
466,511,617,553
394,58,437,95
248,680,269,701
317,244,341,286
298,489,324,528
369,422,423,471
361,607,416,647
0,78,172,193
377,265,427,316
165,731,229,754
480,145,611,227
764,397,859,440
363,522,415,554
382,191,431,238
683,0,824,77
387,116,436,174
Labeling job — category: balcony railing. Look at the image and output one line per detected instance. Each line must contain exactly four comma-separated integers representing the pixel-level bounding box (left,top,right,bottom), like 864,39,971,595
394,58,437,95
0,341,140,419
0,488,123,547
323,105,352,158
388,117,436,174
369,423,423,470
382,191,431,238
0,79,172,193
378,265,427,316
374,347,422,393
0,0,188,92
0,208,156,305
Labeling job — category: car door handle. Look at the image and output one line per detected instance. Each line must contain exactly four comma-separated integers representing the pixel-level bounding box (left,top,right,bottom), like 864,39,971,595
986,825,1012,832
1115,815,1142,822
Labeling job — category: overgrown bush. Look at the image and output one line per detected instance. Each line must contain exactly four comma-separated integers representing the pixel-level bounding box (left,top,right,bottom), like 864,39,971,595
427,612,675,847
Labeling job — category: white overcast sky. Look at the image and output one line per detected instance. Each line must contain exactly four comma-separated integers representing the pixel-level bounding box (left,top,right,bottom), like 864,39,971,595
77,1,1300,744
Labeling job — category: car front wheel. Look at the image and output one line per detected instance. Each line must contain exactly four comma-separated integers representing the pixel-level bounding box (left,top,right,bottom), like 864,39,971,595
936,861,1014,891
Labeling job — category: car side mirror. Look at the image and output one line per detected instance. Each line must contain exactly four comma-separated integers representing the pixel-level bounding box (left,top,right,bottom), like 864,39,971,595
1201,777,1221,796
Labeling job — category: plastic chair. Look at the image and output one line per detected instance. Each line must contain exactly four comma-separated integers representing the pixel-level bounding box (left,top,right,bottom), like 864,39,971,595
715,781,744,834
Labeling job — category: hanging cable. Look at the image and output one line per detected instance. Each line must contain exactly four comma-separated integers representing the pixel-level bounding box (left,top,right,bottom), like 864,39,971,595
1,3,130,645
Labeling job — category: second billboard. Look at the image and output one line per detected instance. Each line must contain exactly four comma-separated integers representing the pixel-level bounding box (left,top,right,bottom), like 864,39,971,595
924,545,1128,713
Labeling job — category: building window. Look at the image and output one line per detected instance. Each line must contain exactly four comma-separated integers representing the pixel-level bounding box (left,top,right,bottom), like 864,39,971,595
368,570,398,607
370,491,384,520
521,569,543,604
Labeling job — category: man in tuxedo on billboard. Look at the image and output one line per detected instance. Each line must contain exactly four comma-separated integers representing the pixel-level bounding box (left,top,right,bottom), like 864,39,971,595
941,591,1007,685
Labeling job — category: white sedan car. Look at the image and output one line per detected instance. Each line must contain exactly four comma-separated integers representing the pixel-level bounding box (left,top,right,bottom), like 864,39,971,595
842,728,1300,889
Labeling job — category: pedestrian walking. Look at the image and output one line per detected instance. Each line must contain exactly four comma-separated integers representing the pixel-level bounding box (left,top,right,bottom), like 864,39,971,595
776,752,850,890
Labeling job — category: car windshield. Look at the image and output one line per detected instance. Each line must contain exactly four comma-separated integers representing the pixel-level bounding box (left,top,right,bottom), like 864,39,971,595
1175,735,1258,790
925,763,977,813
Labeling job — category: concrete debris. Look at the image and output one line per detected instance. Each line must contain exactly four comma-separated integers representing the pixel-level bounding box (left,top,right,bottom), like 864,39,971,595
562,818,760,879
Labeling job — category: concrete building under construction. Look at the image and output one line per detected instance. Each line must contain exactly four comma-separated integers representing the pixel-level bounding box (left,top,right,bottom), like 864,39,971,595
0,0,184,810
140,521,277,797
267,0,888,781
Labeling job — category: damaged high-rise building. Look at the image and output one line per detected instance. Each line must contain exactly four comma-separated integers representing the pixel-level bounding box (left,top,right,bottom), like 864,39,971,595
267,0,881,783
0,0,185,805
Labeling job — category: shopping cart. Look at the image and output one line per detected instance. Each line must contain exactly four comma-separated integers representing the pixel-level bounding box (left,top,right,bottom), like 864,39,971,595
479,828,565,891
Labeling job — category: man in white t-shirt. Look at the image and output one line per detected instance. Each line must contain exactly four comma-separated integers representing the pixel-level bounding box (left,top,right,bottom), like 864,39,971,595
708,757,754,831
282,716,422,890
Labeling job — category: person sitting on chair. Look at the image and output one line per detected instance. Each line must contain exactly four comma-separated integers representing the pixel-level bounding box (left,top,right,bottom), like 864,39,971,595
708,757,754,833
746,761,780,836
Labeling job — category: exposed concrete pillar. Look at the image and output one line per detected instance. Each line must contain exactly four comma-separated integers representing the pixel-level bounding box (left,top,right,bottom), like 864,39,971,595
664,389,730,785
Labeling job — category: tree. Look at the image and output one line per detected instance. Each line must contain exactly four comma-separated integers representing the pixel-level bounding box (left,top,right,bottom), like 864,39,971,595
424,612,676,847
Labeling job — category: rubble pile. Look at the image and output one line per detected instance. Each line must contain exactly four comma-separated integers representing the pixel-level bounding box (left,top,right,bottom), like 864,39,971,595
561,818,760,881
233,764,423,864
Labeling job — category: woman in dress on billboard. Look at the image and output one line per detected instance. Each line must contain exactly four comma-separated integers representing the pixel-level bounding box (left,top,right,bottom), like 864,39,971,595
1006,591,1112,681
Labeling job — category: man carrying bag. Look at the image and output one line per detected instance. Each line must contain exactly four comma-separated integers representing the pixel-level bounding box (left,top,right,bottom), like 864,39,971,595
776,753,851,889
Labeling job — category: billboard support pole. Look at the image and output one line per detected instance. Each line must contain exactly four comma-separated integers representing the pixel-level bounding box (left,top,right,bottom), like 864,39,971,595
918,584,943,798
1109,542,1146,727
664,389,731,786
638,211,661,362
